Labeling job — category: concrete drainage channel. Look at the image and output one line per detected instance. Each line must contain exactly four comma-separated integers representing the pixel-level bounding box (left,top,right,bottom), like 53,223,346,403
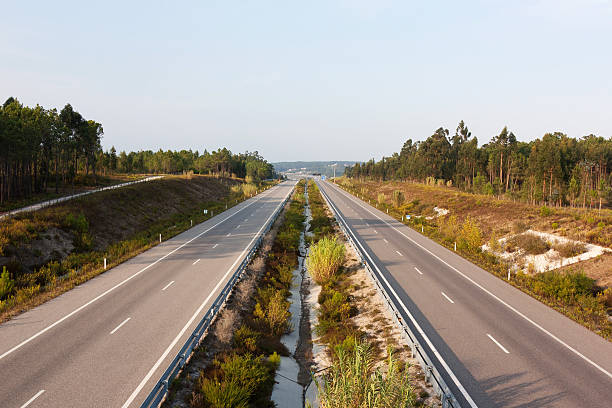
270,183,313,406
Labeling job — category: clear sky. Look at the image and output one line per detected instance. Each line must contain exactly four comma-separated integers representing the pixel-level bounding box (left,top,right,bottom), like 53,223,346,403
2,1,611,162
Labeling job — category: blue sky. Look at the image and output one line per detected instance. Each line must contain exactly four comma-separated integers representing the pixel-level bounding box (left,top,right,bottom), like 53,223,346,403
2,0,611,162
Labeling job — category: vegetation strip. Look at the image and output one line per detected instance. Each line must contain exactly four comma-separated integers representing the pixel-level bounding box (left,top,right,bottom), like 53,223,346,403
305,180,437,408
334,177,612,340
0,176,276,322
161,180,306,408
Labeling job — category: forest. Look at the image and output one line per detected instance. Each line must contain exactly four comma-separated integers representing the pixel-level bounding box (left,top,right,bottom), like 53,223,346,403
345,121,612,208
0,97,275,204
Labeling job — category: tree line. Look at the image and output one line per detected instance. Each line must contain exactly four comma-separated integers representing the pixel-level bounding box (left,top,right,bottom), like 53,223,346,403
100,148,275,182
0,97,275,204
345,121,612,209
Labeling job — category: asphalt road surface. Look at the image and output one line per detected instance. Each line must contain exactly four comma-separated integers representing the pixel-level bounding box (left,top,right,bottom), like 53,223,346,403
317,179,612,408
0,180,295,408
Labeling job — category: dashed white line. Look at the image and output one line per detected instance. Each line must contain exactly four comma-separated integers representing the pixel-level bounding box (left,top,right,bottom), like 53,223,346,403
329,182,612,381
20,390,45,408
395,250,403,256
212,243,219,249
236,225,241,229
226,233,231,237
121,184,294,408
192,259,200,265
0,188,270,361
487,334,510,354
441,291,455,304
373,229,377,234
414,267,423,275
161,281,175,291
110,317,131,335
383,238,389,244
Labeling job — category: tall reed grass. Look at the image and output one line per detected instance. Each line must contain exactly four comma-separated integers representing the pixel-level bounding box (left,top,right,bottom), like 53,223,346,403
306,236,345,285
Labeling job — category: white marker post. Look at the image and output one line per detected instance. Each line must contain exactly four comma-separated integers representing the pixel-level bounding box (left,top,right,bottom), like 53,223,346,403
454,242,457,251
191,219,193,227
159,233,161,243
421,226,424,233
104,258,107,270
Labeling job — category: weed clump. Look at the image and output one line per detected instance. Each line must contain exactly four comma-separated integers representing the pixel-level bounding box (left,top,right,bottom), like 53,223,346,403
506,233,549,255
554,241,587,258
306,236,346,285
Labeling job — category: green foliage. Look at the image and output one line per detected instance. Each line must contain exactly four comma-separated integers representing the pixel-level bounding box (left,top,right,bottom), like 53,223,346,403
458,216,482,252
0,266,15,300
201,378,250,408
377,193,386,205
313,340,416,408
233,325,260,353
540,206,553,217
531,271,595,304
505,233,549,255
306,236,346,285
392,190,405,208
551,222,559,229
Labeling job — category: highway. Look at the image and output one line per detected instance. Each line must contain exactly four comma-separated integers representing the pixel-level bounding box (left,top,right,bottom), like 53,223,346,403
317,179,612,408
0,180,295,408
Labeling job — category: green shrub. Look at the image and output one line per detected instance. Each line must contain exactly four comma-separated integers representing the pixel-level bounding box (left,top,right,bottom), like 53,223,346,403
531,271,595,303
0,266,15,300
233,325,260,353
540,206,553,217
313,340,416,408
553,241,587,258
306,236,346,285
392,190,405,208
505,233,549,255
201,378,249,408
377,193,386,206
551,222,559,229
458,217,482,252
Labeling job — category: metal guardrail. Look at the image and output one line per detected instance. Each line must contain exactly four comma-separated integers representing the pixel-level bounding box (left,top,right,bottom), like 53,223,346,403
316,181,464,408
139,190,292,408
0,176,164,220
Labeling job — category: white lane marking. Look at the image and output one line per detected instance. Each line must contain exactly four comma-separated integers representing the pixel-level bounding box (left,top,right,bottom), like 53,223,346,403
395,250,403,257
487,334,510,354
236,225,241,229
161,281,175,291
212,243,219,249
317,181,478,408
121,182,294,408
192,259,200,265
373,229,377,234
383,238,389,244
441,291,455,304
110,318,131,335
20,390,45,408
226,233,231,237
0,185,279,362
244,219,248,222
414,267,423,275
329,181,612,381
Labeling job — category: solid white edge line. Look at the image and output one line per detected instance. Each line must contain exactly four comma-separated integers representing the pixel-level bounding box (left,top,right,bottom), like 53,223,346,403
110,317,131,335
192,259,200,265
0,184,281,362
329,181,612,381
121,182,294,408
487,334,510,354
20,390,45,408
317,181,478,408
161,281,175,291
414,267,423,275
441,292,455,304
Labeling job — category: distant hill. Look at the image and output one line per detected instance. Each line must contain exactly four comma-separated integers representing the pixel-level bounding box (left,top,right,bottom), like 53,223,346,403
272,161,356,177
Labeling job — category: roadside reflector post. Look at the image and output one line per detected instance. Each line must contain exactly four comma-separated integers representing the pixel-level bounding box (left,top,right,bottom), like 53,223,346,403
421,226,424,233
454,242,457,251
508,270,511,280
191,219,193,227
159,233,162,243
104,258,107,270
386,208,388,213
